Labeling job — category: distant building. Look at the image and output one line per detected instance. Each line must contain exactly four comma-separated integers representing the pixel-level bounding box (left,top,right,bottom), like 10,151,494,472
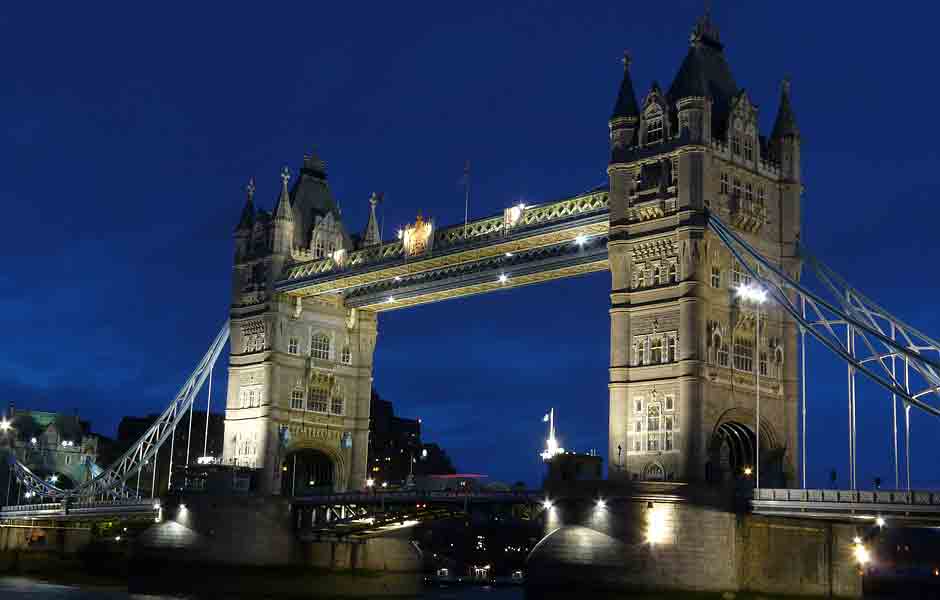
367,390,455,487
0,407,99,492
545,451,603,484
115,411,224,496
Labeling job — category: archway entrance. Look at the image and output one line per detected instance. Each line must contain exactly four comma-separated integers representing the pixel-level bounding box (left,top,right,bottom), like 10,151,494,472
707,421,756,483
281,449,334,496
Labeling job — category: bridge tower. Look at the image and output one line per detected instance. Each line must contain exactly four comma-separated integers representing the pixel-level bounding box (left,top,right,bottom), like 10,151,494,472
224,155,377,494
607,15,803,485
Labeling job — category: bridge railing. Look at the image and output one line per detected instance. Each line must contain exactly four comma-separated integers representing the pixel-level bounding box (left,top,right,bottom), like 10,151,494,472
755,488,940,506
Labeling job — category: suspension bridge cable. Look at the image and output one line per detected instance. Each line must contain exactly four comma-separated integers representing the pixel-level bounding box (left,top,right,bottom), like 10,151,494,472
204,366,213,459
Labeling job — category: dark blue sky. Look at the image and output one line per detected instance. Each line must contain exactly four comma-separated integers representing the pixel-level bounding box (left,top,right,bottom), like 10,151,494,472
2,2,938,488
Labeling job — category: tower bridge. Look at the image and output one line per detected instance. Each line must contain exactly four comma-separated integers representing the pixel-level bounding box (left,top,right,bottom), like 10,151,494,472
2,12,940,598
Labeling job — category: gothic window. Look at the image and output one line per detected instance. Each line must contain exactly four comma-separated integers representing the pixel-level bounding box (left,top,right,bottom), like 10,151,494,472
288,337,299,355
759,351,768,377
632,265,643,289
634,437,641,452
652,265,662,285
664,415,674,432
664,432,674,451
744,137,754,161
645,463,665,481
646,116,664,144
632,340,640,366
310,333,331,360
732,135,741,155
315,238,326,258
758,185,766,206
647,404,661,451
732,177,742,198
745,183,753,205
331,388,345,415
341,345,351,365
651,336,663,364
665,395,674,411
718,342,730,367
733,336,754,372
634,398,643,413
290,389,304,410
240,387,262,408
671,157,678,186
308,386,329,413
668,262,678,283
731,261,751,288
720,172,729,194
667,335,677,363
710,266,721,288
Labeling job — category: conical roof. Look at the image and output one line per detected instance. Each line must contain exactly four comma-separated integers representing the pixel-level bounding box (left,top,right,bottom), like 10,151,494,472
611,53,640,121
275,167,293,221
771,79,800,139
290,152,343,248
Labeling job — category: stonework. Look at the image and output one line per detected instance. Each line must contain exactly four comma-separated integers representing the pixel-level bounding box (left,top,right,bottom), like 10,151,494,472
607,14,802,486
224,157,379,494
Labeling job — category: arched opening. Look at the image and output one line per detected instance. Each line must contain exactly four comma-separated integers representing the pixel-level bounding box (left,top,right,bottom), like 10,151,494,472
643,462,665,481
281,449,334,496
707,421,756,483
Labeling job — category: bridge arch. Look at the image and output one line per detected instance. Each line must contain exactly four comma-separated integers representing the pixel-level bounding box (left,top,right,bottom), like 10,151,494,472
280,439,348,496
706,408,785,484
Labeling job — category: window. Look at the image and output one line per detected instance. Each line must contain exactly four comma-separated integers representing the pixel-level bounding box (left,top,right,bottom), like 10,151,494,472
341,346,351,365
635,421,642,433
718,343,730,367
732,135,741,155
733,336,754,372
634,398,643,413
731,262,751,288
66,455,72,465
665,395,674,411
634,437,641,452
664,415,674,431
758,186,766,205
710,266,721,288
290,389,304,410
310,333,331,360
240,387,261,408
331,389,345,415
720,172,729,194
671,158,678,186
647,405,661,432
631,340,640,366
651,336,663,364
652,265,662,286
646,117,663,143
315,239,326,258
744,137,753,161
664,432,674,451
667,335,677,363
733,177,742,198
308,387,329,413
632,265,643,289
288,337,299,355
759,351,768,377
745,183,753,205
668,262,678,283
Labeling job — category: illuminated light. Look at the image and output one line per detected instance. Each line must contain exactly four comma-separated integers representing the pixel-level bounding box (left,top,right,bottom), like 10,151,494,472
596,499,606,509
542,499,553,510
179,503,187,510
24,491,33,499
397,229,404,240
933,567,939,577
646,504,669,545
386,297,395,304
875,516,886,527
498,273,509,284
197,456,215,465
735,283,768,304
394,276,402,282
381,482,388,488
30,437,37,445
153,501,161,509
853,536,862,545
574,234,587,246
114,536,122,542
0,419,10,432
853,543,871,566
505,252,513,258
743,466,753,477
49,475,58,484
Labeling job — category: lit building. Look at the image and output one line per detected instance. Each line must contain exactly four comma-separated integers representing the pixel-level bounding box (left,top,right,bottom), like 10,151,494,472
606,13,800,485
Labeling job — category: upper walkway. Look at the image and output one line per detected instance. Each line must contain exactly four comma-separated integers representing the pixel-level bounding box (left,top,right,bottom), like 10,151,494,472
276,189,610,310
751,488,940,523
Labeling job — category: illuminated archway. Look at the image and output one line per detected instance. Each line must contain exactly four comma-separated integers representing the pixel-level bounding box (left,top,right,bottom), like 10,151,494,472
281,449,334,496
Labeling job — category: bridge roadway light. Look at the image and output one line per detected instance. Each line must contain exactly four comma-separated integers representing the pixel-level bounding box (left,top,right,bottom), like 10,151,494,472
0,419,10,432
574,234,587,247
596,498,606,509
366,478,375,488
876,516,886,527
542,499,553,510
498,273,509,284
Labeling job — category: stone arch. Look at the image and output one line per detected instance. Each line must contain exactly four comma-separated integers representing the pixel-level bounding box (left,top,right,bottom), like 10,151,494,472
281,436,348,495
643,462,665,481
714,407,780,450
707,408,784,484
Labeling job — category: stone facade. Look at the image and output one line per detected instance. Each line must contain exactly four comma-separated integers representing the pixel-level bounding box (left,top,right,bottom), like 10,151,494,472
607,14,802,485
223,158,381,494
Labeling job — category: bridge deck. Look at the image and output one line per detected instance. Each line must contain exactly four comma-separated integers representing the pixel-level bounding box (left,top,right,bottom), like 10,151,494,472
751,488,940,523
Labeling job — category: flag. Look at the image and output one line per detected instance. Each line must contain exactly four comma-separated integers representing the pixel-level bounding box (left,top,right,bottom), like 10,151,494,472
543,413,550,423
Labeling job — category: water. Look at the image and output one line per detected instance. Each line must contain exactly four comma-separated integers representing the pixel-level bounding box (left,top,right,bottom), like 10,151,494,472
0,577,525,599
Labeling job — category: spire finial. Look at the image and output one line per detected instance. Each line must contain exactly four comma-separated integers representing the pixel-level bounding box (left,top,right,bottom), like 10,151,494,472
280,166,290,189
246,177,256,201
782,76,792,96
622,50,632,71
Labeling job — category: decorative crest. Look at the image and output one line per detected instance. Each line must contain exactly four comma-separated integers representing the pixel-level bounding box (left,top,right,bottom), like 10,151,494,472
280,166,291,189
246,177,256,200
622,50,632,71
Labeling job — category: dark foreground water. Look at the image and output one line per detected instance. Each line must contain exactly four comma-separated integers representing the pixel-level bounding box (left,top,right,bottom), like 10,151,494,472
0,577,524,599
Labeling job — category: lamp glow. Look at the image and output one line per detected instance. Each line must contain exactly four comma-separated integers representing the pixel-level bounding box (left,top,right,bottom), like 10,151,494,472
646,504,669,545
498,273,509,284
596,499,606,509
542,499,553,510
0,419,10,432
735,283,767,304
366,478,375,488
49,475,58,484
743,466,753,477
386,296,395,304
853,543,871,566
875,516,886,527
574,234,587,246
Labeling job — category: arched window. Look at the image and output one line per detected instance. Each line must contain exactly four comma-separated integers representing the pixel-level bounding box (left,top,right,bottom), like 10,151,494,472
651,336,663,364
744,137,754,161
668,262,678,283
341,345,351,365
718,341,730,368
310,333,331,360
759,351,768,377
733,336,754,372
645,112,664,144
331,387,345,415
647,404,661,451
732,134,741,155
667,335,677,363
644,462,665,481
308,385,329,413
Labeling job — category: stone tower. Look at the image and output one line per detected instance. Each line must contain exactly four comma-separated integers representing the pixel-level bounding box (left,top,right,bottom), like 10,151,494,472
607,15,802,485
224,153,378,494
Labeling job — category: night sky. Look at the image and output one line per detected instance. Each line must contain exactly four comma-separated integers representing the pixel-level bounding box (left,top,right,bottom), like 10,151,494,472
2,2,938,489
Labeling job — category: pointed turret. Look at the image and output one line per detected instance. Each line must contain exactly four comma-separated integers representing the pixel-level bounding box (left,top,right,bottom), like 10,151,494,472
771,78,800,140
611,52,639,121
361,192,382,247
275,166,293,221
236,177,256,231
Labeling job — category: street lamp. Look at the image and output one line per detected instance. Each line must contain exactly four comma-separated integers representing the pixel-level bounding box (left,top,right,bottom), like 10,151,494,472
0,419,10,432
736,282,767,489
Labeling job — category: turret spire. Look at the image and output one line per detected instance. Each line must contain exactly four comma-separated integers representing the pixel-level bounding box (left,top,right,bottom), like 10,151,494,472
236,177,256,231
771,78,800,140
362,192,382,247
275,166,293,221
610,51,640,121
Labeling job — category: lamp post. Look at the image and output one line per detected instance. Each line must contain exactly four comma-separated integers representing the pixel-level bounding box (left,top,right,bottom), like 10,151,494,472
736,283,767,489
